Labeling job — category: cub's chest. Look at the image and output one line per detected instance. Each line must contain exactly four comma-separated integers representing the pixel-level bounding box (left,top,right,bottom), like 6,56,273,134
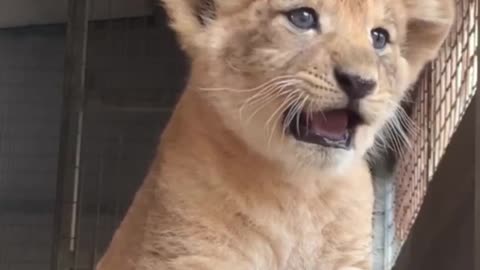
283,220,368,270
246,196,372,270
285,212,356,269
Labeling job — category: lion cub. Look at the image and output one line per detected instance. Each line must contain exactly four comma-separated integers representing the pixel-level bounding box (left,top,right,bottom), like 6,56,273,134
97,0,453,269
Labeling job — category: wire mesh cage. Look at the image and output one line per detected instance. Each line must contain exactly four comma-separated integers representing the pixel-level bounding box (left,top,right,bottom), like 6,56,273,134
0,1,186,270
0,26,66,270
391,0,478,261
51,4,187,270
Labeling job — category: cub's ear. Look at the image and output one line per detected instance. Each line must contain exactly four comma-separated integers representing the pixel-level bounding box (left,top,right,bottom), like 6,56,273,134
160,0,216,54
402,0,455,82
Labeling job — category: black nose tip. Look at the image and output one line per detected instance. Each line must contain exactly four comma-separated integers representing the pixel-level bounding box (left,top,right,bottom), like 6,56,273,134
334,68,376,99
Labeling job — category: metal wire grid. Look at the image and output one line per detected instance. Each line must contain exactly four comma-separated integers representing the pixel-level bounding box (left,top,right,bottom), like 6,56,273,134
52,3,187,270
393,0,478,255
0,26,66,270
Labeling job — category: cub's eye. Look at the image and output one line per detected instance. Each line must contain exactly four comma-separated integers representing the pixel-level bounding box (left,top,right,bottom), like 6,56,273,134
371,28,390,50
285,7,319,30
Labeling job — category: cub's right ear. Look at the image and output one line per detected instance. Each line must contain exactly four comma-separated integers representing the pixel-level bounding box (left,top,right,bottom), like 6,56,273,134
402,0,455,83
160,0,216,55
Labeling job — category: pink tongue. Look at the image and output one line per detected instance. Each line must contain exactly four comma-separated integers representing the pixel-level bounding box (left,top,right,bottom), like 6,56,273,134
310,110,349,140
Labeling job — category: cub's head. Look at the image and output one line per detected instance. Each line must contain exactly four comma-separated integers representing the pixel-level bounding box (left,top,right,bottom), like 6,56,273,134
162,0,454,170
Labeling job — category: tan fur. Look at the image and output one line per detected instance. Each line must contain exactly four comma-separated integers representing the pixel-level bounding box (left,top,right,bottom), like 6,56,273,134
97,0,454,269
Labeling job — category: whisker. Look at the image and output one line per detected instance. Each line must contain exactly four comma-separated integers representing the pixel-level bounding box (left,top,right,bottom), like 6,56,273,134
199,75,298,93
265,94,299,148
265,91,299,128
239,83,280,119
238,79,299,118
295,95,309,136
244,82,296,123
283,90,303,129
225,59,243,73
282,95,303,137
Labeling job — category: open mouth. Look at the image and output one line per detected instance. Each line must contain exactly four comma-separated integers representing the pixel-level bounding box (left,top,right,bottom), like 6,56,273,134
284,108,364,149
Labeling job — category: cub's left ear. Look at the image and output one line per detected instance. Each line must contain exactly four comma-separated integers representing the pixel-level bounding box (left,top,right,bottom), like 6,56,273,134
160,0,217,56
402,0,455,82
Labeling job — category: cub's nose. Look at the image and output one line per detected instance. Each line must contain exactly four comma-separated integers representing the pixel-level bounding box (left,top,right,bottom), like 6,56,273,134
334,68,376,99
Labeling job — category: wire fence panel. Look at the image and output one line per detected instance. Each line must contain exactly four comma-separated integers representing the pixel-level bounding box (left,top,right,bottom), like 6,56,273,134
0,25,66,270
392,0,479,261
52,5,188,270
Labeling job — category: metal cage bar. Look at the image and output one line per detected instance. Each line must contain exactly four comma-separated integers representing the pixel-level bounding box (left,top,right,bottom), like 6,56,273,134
51,0,90,269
